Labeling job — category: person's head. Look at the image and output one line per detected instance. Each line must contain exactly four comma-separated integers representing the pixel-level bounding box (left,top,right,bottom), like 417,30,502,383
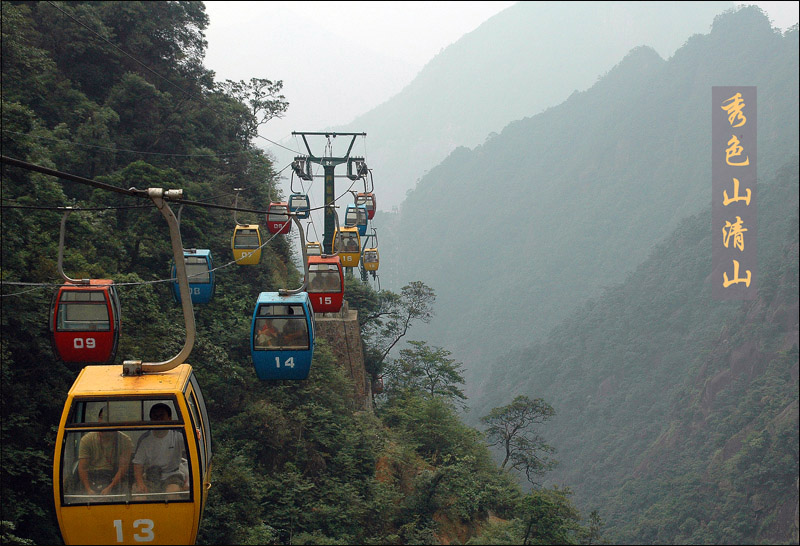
150,403,172,438
97,407,115,439
149,403,172,422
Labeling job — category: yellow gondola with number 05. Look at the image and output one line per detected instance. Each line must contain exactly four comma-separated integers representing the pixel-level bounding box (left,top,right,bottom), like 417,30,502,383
232,224,262,265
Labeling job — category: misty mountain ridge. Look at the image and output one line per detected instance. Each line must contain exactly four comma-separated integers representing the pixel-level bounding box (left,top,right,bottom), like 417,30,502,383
329,0,734,210
479,157,798,544
378,6,798,398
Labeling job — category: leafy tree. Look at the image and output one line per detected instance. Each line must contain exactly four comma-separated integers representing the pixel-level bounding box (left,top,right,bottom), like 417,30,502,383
357,280,435,376
217,78,289,140
384,340,466,404
580,510,605,545
481,395,557,484
518,487,583,545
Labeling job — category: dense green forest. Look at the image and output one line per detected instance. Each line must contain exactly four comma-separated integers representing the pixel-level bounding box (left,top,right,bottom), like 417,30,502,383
0,2,597,544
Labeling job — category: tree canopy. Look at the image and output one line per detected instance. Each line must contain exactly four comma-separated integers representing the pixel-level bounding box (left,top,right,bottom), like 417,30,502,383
482,395,557,485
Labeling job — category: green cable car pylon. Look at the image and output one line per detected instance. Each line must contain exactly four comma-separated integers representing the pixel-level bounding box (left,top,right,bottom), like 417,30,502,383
291,132,366,255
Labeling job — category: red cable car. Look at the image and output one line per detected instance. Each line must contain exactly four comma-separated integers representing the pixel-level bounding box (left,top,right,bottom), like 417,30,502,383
306,255,344,313
356,192,376,220
266,202,291,235
50,280,121,364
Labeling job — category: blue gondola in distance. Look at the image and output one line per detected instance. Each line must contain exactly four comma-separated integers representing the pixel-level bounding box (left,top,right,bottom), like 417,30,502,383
171,249,214,304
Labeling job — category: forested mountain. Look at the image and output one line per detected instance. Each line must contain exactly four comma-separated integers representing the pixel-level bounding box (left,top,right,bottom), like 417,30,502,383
369,5,798,543
379,6,799,397
329,1,733,210
477,159,799,544
1,2,595,545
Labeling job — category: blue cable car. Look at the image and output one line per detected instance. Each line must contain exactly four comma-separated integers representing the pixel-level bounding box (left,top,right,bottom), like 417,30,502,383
344,204,369,236
250,292,315,380
171,250,214,304
288,193,310,219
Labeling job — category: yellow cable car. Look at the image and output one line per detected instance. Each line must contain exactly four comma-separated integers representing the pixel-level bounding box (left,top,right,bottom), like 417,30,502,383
232,224,262,265
362,247,379,272
332,226,361,267
53,364,212,545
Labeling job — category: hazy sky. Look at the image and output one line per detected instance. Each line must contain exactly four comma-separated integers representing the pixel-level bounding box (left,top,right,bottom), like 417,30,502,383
202,1,798,158
204,1,515,144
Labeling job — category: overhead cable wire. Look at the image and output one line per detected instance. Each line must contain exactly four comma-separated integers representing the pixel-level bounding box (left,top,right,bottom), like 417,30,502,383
2,156,267,215
0,283,41,298
1,188,257,212
1,214,293,295
257,133,302,155
2,155,140,197
0,201,151,211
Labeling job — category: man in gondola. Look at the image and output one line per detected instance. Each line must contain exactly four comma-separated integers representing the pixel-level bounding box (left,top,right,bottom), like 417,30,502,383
132,403,188,497
77,407,133,496
281,313,308,348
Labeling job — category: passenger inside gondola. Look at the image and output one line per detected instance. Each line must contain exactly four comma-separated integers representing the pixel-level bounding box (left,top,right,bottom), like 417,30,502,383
335,232,359,252
308,269,340,292
253,305,309,350
255,319,279,347
132,404,189,499
281,307,308,348
77,408,132,496
61,399,191,505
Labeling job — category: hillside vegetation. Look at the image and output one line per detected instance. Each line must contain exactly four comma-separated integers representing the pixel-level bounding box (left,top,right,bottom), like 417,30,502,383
478,159,798,544
1,2,593,544
373,6,798,543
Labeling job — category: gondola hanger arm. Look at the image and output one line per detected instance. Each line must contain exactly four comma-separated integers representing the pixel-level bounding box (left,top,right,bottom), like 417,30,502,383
123,188,196,375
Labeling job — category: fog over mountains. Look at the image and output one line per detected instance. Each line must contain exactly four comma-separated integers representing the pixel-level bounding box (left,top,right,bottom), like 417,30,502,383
377,4,798,388
329,1,734,211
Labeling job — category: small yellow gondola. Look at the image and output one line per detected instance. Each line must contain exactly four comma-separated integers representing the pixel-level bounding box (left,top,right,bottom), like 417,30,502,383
332,226,361,267
53,364,212,545
362,248,379,272
232,224,262,265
